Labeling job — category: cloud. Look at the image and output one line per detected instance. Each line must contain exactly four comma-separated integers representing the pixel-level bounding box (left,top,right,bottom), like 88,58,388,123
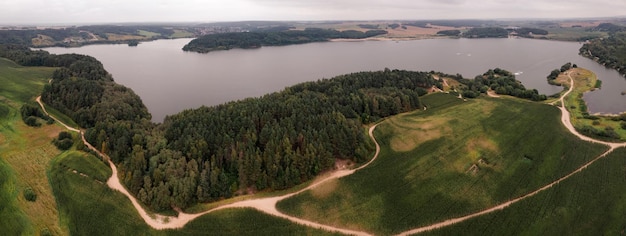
1,0,625,24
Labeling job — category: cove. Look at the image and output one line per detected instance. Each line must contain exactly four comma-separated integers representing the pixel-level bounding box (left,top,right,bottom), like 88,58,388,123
43,38,626,122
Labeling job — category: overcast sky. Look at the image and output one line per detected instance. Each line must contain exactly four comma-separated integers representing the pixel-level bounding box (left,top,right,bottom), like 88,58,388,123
1,0,624,25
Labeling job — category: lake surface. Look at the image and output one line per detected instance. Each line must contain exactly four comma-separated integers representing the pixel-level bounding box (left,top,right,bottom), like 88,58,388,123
44,38,626,122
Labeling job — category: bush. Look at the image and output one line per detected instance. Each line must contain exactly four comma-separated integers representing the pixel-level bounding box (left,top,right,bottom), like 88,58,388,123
54,139,74,150
24,116,41,127
23,187,37,202
58,131,72,140
53,131,74,150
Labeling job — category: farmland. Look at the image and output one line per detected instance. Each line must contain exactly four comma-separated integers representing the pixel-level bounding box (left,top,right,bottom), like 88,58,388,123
277,93,608,235
421,147,626,235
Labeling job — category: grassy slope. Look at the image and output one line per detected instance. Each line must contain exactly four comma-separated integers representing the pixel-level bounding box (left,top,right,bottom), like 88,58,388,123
422,147,626,236
277,93,607,235
0,58,65,235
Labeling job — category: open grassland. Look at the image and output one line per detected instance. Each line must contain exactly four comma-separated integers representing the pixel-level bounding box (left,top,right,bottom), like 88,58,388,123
138,30,161,38
0,58,54,103
49,151,157,235
50,151,341,235
0,58,66,235
561,68,626,141
421,147,626,235
543,27,608,41
277,93,607,235
105,33,147,41
0,159,32,235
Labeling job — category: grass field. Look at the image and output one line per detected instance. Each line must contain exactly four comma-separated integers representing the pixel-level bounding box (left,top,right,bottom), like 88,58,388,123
171,29,195,38
543,27,608,41
0,58,65,235
422,147,626,235
277,93,608,235
560,68,626,141
138,30,161,38
0,158,32,235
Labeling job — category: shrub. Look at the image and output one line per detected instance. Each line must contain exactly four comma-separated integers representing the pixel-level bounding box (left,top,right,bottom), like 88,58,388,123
23,187,37,202
53,131,74,150
24,116,41,127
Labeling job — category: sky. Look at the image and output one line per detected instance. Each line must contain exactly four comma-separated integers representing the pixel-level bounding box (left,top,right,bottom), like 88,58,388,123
1,0,625,25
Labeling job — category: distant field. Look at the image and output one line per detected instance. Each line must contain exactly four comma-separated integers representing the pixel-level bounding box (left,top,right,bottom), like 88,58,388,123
138,30,161,38
543,27,607,41
105,33,146,41
422,147,626,235
171,29,195,38
277,93,607,235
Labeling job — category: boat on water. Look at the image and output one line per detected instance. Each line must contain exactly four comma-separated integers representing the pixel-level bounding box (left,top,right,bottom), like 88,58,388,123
514,71,523,76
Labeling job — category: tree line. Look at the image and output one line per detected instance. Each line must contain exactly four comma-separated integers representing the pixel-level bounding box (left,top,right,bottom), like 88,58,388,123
453,68,547,101
182,28,388,53
463,27,509,38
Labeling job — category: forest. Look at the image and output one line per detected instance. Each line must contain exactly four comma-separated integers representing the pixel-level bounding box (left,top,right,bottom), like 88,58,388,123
515,27,549,37
580,32,626,75
182,28,388,53
436,30,461,36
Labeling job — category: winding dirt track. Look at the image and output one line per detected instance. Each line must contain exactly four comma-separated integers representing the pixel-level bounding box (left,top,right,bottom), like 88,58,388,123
37,72,626,235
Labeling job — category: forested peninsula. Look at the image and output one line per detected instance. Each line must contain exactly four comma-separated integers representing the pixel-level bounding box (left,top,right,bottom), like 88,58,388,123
580,32,626,75
182,28,388,53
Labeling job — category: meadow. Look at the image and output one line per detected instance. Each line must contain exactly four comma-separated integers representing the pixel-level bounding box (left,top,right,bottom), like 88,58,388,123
277,93,608,235
0,58,64,235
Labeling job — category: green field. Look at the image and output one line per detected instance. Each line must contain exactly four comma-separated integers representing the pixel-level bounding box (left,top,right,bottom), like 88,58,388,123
422,147,626,235
543,27,608,41
0,57,65,235
138,30,161,38
171,29,195,38
277,93,608,235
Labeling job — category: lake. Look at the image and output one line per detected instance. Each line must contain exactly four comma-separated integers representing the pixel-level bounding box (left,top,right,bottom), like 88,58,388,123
43,38,626,122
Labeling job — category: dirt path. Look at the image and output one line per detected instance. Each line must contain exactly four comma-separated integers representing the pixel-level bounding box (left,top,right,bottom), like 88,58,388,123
486,90,500,98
